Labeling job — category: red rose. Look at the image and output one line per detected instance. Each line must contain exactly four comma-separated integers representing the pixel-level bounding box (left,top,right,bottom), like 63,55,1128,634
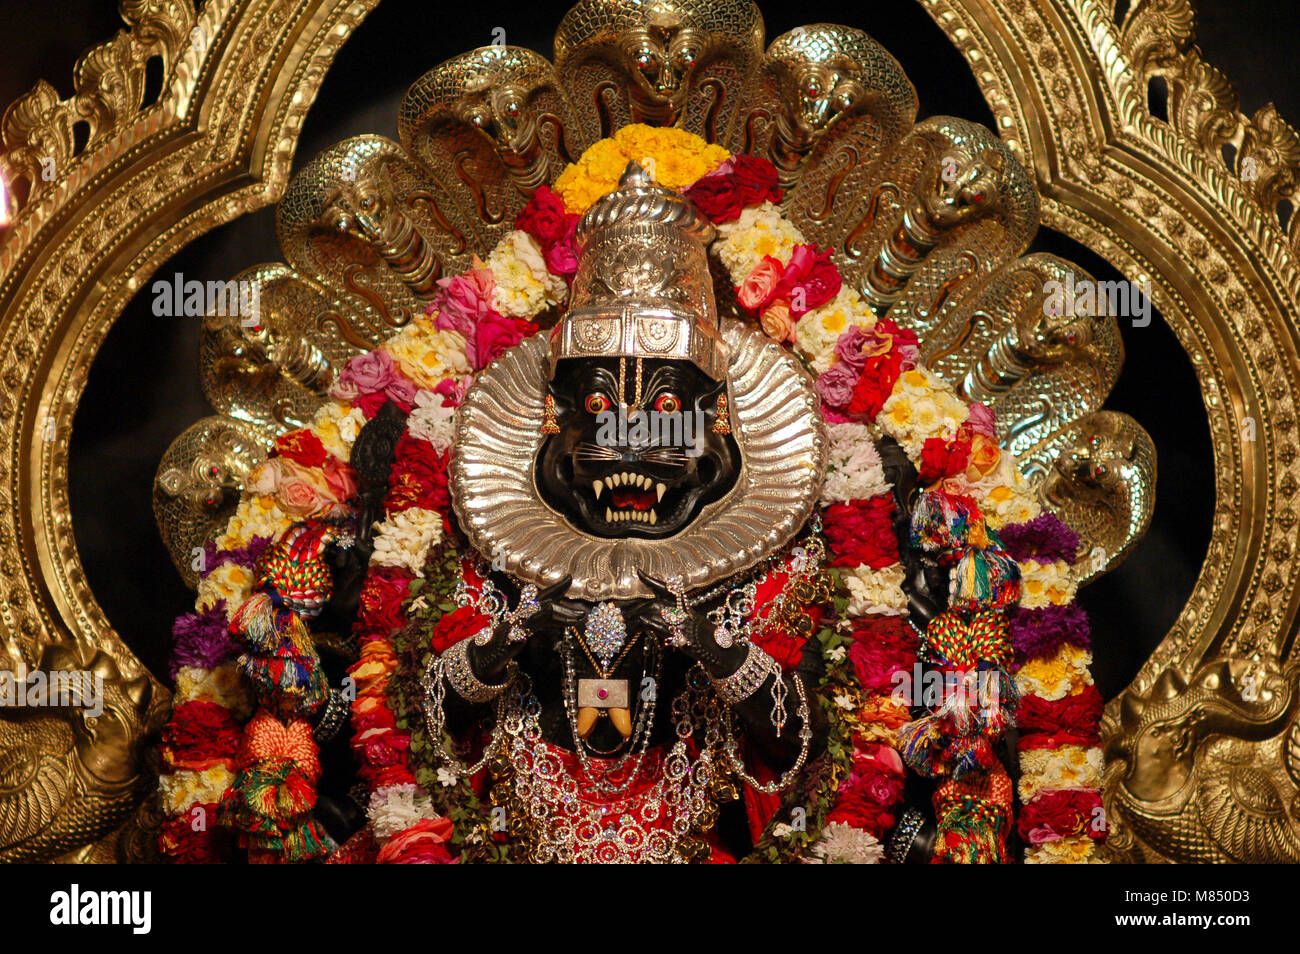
774,244,841,318
431,604,493,654
356,565,415,640
353,390,392,419
848,637,914,694
822,496,899,568
377,816,456,864
1018,788,1105,843
751,627,806,670
384,435,451,513
685,175,744,222
352,725,411,769
515,186,570,243
826,792,895,837
846,352,904,420
918,435,973,484
848,615,917,651
516,186,580,277
367,763,418,789
729,154,783,207
274,429,328,469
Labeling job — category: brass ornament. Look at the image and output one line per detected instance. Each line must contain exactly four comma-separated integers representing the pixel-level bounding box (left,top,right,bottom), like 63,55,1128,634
0,0,1292,863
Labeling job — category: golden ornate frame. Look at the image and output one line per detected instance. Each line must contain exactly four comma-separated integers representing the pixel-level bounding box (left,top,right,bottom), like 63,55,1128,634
1,0,1295,862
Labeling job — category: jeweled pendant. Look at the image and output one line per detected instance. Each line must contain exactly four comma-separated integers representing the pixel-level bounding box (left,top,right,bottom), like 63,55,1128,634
585,601,627,670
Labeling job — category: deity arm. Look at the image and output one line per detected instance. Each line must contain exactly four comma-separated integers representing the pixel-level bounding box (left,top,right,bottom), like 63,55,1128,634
716,637,828,772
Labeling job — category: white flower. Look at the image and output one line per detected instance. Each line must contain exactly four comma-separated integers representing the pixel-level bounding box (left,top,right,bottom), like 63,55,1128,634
436,767,459,788
825,645,847,663
820,422,890,504
792,287,870,375
842,564,908,617
486,230,567,317
370,506,444,575
368,783,439,841
806,822,885,864
713,202,805,282
1017,559,1079,609
770,822,796,838
834,693,855,710
407,389,458,453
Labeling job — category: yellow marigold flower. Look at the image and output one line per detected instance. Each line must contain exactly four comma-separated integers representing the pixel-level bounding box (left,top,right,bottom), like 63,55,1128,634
554,125,729,213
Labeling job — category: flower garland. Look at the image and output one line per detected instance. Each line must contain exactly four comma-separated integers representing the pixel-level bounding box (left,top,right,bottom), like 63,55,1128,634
160,122,1105,864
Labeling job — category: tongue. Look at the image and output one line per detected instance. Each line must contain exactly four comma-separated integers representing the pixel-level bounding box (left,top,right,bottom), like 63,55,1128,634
612,487,656,511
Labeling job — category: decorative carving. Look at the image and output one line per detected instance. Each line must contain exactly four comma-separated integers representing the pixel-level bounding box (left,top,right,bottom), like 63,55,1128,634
554,0,764,146
750,24,917,192
399,45,577,198
0,645,162,862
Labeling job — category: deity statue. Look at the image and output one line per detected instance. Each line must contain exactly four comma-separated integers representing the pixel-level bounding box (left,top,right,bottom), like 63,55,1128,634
149,1,1157,867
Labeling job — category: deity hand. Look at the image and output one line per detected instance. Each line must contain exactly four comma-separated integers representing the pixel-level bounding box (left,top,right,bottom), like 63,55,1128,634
631,571,748,677
634,570,824,772
467,576,579,681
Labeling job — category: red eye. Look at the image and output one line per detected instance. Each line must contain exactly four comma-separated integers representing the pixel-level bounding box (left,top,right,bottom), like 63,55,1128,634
585,393,611,414
653,393,680,414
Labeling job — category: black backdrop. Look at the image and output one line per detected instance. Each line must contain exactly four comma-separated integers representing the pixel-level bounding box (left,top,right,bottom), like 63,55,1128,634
4,0,1293,697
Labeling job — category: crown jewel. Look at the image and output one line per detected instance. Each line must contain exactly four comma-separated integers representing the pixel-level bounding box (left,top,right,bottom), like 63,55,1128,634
550,161,727,379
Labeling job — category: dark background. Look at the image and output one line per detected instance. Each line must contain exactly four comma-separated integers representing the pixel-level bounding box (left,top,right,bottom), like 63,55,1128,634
2,0,1292,696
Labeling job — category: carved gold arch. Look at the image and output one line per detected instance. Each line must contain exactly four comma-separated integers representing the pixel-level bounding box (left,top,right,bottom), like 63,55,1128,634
0,0,1295,862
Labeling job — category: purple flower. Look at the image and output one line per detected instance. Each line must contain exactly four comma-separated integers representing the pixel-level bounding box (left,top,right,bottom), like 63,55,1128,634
200,536,273,578
999,512,1081,565
169,603,235,679
1008,603,1091,665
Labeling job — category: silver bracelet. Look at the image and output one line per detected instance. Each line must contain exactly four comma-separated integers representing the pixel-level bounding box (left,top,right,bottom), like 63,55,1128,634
712,641,780,706
888,808,927,864
443,635,514,704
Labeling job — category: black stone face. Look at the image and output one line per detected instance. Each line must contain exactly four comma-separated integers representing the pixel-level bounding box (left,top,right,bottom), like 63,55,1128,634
537,357,740,538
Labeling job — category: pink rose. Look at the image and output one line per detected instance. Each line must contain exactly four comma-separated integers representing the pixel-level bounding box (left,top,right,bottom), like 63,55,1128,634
318,455,358,503
434,375,471,407
775,244,842,318
737,255,784,312
965,401,997,438
278,469,331,517
432,267,496,336
544,220,580,276
815,360,858,408
384,371,419,412
473,314,536,370
331,348,397,402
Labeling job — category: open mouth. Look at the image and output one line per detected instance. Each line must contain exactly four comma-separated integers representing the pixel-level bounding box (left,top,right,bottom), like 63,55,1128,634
592,470,667,524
